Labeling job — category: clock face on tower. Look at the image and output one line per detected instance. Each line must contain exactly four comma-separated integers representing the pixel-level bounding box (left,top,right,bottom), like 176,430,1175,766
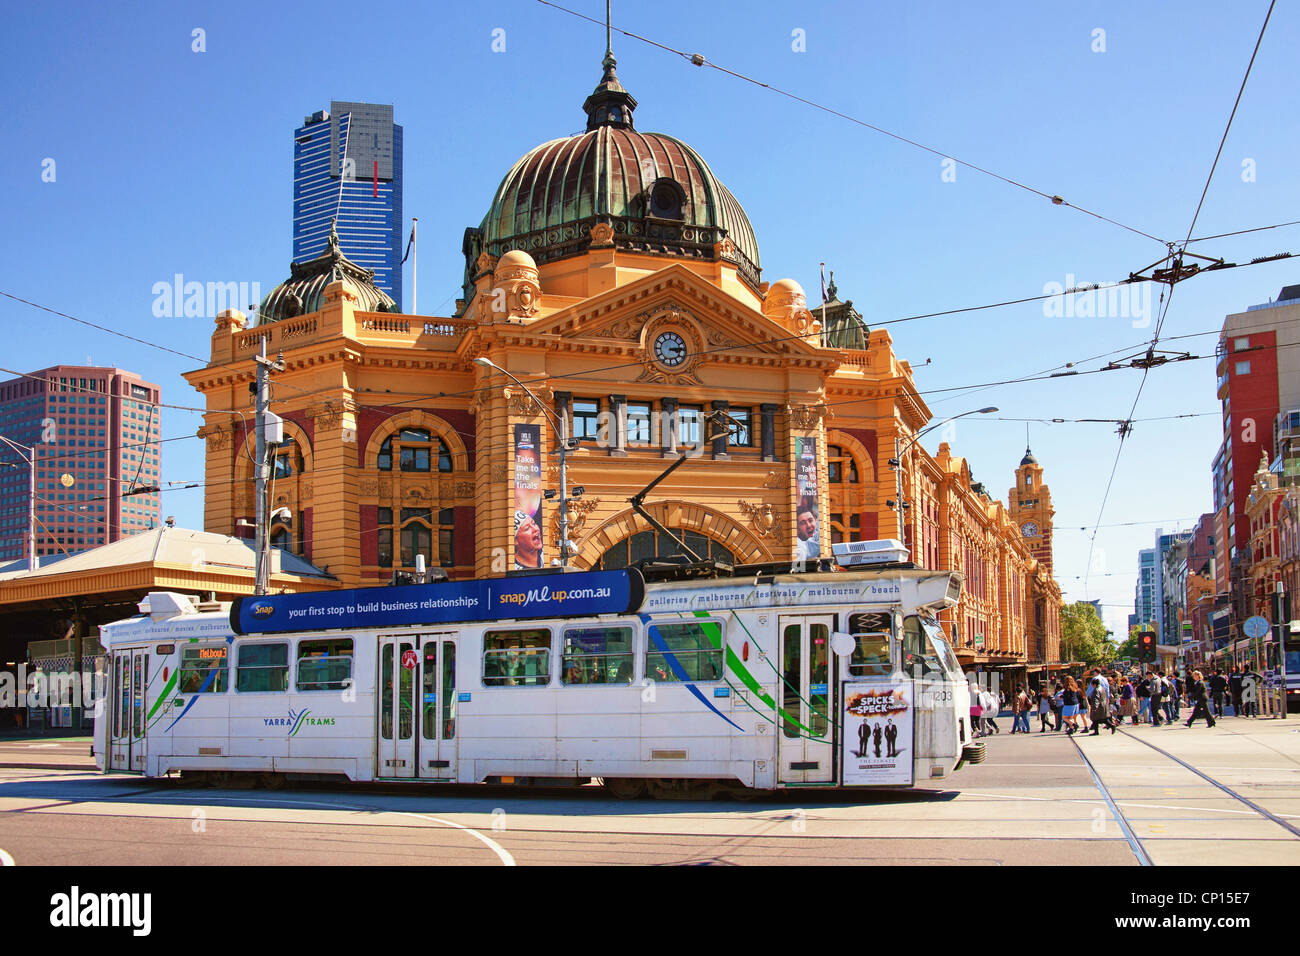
653,331,688,368
1021,522,1039,538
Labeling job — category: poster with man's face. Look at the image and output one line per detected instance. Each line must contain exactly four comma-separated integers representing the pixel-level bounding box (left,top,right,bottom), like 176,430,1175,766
513,424,543,569
795,437,820,560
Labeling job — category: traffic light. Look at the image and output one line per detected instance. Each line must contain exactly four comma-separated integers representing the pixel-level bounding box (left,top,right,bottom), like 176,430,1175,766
1138,630,1157,663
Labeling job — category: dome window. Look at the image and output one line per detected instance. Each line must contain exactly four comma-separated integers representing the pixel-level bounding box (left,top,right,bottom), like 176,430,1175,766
648,179,685,220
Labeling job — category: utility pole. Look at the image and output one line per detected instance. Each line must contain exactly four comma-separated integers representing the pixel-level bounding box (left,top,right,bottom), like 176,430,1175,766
253,341,285,595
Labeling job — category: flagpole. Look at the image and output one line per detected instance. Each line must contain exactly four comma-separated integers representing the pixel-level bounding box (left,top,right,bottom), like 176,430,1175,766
411,217,418,314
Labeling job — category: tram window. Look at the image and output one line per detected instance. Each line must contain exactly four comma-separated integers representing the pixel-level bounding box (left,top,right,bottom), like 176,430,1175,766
483,629,551,686
236,643,289,692
297,638,354,691
178,645,228,693
561,625,635,684
645,621,724,682
901,616,942,679
847,612,892,677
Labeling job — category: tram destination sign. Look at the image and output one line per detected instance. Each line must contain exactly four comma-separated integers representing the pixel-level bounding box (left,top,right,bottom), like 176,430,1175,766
231,569,645,635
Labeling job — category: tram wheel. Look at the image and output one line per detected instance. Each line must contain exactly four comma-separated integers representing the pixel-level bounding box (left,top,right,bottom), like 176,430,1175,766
602,777,648,800
260,773,287,790
206,771,232,789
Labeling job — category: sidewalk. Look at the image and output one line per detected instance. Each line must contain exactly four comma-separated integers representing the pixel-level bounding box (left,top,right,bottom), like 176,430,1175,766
0,735,96,771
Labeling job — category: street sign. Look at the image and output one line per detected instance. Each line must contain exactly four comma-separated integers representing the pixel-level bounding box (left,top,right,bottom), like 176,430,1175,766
401,649,418,670
1243,616,1270,639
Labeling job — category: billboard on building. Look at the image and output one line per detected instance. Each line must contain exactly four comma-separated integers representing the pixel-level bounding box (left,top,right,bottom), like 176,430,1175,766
513,423,544,569
795,437,820,560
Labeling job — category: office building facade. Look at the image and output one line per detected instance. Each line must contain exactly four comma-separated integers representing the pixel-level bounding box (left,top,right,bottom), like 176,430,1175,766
293,101,404,309
0,366,161,562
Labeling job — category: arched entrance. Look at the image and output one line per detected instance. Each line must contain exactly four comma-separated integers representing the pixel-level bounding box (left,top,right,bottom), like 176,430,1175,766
577,500,773,569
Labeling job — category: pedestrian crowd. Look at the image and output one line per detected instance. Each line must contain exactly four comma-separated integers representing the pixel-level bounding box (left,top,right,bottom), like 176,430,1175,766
1001,664,1264,736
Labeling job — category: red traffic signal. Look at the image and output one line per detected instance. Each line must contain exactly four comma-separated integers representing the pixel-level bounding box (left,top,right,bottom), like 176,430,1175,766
1138,631,1157,663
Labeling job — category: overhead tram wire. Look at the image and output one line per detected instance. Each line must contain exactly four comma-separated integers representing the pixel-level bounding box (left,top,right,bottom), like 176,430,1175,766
0,291,207,364
1082,0,1276,599
535,0,1167,247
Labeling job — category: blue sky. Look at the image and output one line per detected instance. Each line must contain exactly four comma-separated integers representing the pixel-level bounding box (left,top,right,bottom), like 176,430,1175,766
2,0,1297,637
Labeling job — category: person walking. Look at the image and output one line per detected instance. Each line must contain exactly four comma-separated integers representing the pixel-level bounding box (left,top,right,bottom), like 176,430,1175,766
1229,666,1244,716
1185,670,1216,728
1037,685,1052,733
1209,669,1227,718
1149,670,1165,727
1136,673,1152,724
1061,676,1081,734
1118,675,1138,724
1012,688,1031,734
1166,673,1181,722
970,694,984,738
1088,677,1116,735
981,688,1001,735
1053,683,1065,731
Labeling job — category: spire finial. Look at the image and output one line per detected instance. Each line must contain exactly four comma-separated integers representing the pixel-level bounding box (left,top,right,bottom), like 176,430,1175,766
582,0,637,131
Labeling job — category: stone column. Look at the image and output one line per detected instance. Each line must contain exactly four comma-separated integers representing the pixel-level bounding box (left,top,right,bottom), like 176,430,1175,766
760,403,778,462
661,398,679,457
711,400,729,460
608,394,626,457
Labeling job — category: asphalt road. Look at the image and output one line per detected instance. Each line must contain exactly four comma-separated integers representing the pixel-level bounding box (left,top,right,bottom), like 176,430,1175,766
0,721,1296,865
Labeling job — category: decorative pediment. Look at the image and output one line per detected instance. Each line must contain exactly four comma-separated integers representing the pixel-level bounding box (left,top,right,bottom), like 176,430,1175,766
520,264,829,363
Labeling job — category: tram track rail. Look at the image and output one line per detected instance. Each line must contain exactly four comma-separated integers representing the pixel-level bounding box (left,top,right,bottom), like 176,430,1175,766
1069,725,1300,866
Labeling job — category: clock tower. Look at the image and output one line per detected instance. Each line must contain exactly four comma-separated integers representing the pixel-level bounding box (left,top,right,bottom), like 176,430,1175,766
1009,446,1054,575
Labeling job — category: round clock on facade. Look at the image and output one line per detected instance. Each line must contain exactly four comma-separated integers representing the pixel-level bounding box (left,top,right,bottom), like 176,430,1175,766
1021,522,1039,538
653,331,688,367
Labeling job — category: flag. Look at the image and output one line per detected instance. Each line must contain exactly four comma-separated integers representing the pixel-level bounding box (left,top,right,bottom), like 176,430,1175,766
401,220,416,264
819,262,828,304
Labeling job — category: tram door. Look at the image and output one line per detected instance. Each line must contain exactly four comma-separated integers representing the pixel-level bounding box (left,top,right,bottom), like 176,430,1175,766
777,616,835,784
108,648,147,772
417,636,457,781
377,635,458,780
377,637,416,778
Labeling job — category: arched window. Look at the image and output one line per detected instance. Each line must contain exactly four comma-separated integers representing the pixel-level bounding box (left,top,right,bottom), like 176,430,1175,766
271,443,304,479
376,507,455,569
594,528,735,570
827,443,865,545
377,428,453,473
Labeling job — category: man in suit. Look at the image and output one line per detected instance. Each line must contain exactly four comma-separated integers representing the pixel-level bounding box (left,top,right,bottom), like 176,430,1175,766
872,722,883,758
856,718,870,758
1209,669,1227,718
885,718,897,757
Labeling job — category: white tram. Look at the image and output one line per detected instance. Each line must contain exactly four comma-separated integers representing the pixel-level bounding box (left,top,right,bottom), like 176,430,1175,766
95,564,978,798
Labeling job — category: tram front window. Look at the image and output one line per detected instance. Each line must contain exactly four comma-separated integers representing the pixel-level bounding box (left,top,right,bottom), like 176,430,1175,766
847,612,892,677
922,619,963,680
901,615,943,679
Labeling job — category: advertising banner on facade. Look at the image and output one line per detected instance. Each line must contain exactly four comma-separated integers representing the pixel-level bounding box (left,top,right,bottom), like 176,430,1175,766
795,436,821,560
513,423,544,569
232,569,645,635
842,678,914,786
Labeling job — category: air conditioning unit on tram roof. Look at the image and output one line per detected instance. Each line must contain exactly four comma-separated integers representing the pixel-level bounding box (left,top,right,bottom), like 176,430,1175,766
831,539,910,568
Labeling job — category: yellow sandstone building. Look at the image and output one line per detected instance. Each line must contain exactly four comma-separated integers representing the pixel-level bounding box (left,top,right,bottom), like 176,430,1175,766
184,50,1061,678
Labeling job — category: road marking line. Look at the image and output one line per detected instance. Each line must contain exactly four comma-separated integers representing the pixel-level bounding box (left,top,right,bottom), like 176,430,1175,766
98,792,516,866
392,812,515,867
0,848,14,865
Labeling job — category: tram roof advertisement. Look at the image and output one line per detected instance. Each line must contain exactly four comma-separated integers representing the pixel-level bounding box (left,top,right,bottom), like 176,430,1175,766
231,569,645,636
842,679,915,786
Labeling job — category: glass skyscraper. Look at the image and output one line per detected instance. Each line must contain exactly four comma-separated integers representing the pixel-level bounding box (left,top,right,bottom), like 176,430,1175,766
0,366,161,563
293,102,404,309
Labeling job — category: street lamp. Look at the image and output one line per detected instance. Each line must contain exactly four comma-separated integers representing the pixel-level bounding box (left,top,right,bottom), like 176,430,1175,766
0,434,38,572
887,407,997,554
475,357,580,569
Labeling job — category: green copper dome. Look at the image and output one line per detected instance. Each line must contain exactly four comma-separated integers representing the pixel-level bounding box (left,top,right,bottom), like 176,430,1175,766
462,55,761,303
